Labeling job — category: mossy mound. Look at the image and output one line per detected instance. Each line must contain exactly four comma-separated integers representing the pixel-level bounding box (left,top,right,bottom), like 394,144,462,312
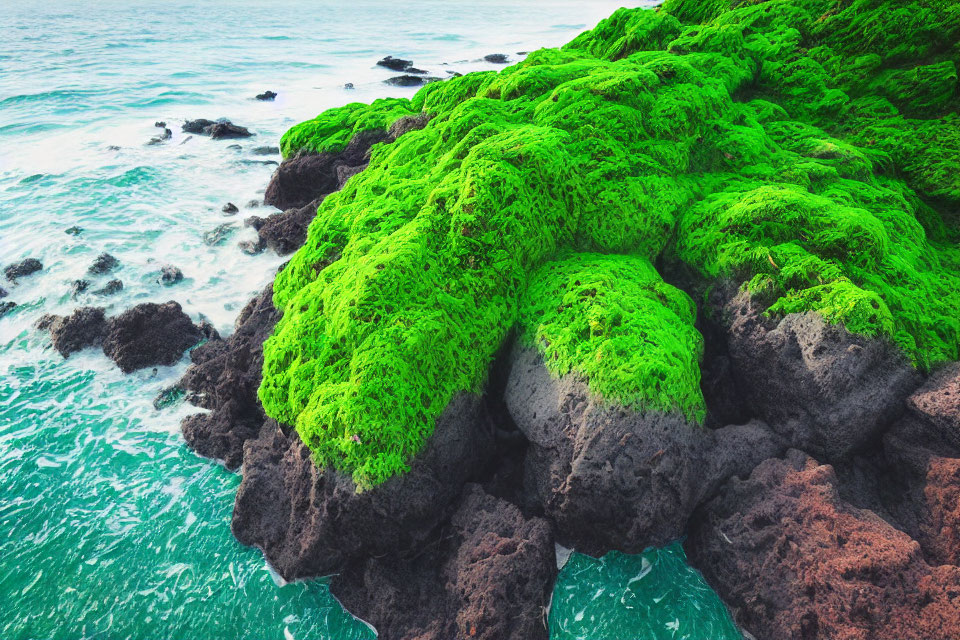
261,1,960,487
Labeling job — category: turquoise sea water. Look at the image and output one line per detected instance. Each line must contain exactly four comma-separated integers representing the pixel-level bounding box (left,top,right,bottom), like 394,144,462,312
0,1,739,638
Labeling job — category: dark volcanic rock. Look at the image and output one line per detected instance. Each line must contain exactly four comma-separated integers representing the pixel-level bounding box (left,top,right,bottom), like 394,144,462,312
385,74,440,87
388,112,434,140
907,362,960,448
5,258,42,282
231,392,494,580
102,301,203,373
721,290,921,459
222,202,239,214
255,90,277,101
65,226,83,236
36,307,108,357
0,301,16,318
93,279,123,296
237,239,266,256
182,119,252,139
264,129,391,211
331,484,555,640
688,449,960,640
246,199,318,256
203,223,236,246
505,345,783,554
179,284,279,468
0,286,6,298
159,265,183,285
484,53,509,64
376,55,413,72
88,252,119,275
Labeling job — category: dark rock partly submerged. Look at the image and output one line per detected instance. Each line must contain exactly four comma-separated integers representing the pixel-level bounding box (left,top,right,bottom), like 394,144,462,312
101,301,204,373
4,258,42,282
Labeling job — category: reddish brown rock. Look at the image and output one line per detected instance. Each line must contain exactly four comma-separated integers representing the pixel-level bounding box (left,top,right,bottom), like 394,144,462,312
688,449,960,640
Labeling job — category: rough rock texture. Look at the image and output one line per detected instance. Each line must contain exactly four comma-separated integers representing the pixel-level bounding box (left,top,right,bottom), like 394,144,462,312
231,392,494,580
246,199,319,256
0,286,8,298
263,130,391,211
179,283,279,468
0,301,16,317
376,55,413,72
721,290,921,459
182,119,252,139
93,279,123,296
907,362,960,448
36,307,108,357
505,345,784,555
688,449,960,640
102,301,203,373
331,483,555,640
4,258,42,282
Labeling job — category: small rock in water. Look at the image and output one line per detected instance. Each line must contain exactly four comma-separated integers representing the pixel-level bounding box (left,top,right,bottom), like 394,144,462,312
36,307,108,357
107,145,122,151
385,75,440,87
227,144,242,151
180,135,193,145
251,146,279,155
344,83,355,90
65,226,83,236
0,301,16,318
4,258,43,282
255,90,277,101
203,223,237,246
182,119,253,139
484,53,509,64
0,286,7,298
446,70,463,77
153,385,186,410
154,121,167,128
377,55,413,72
159,265,183,285
93,279,123,296
222,202,239,214
70,279,90,298
88,252,119,275
246,199,260,208
406,67,428,75
238,238,266,255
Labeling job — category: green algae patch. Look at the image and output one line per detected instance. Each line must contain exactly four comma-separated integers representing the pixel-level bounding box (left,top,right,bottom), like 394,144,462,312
262,0,960,486
519,253,705,422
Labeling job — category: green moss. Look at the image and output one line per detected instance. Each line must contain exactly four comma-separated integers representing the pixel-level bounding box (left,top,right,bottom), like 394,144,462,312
261,1,960,487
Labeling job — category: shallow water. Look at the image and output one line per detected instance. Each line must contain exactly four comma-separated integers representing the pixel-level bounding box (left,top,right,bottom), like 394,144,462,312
0,1,737,638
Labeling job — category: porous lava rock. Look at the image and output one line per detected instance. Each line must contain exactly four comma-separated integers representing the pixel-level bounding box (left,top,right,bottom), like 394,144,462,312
230,392,494,580
330,483,555,640
688,449,960,640
179,283,279,468
505,345,783,554
102,301,204,373
720,290,921,459
36,307,108,357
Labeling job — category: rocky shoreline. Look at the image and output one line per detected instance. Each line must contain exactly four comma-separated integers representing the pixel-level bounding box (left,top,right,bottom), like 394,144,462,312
170,124,960,638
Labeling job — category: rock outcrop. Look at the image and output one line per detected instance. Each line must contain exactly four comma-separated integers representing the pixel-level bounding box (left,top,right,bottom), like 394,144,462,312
36,307,108,357
4,258,42,282
102,301,205,373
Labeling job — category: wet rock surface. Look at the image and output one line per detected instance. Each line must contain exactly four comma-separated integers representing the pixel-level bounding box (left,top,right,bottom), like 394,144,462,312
385,74,439,87
182,119,252,139
159,264,183,285
0,301,17,317
376,55,414,72
102,301,204,373
254,90,277,101
4,258,42,282
88,253,119,275
36,307,108,357
92,279,123,296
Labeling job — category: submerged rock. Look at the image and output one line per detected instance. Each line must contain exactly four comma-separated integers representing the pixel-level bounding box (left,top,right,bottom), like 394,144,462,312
182,119,253,139
88,252,119,275
4,258,42,282
221,202,239,214
384,74,439,87
0,301,16,318
202,223,236,246
153,385,185,410
70,279,90,298
250,146,279,156
102,301,203,373
64,226,82,236
92,279,123,296
483,53,508,63
159,264,183,285
36,307,108,357
255,90,277,101
0,286,6,298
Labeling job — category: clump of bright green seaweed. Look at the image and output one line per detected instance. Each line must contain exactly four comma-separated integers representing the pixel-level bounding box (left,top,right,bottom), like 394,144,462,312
262,0,960,487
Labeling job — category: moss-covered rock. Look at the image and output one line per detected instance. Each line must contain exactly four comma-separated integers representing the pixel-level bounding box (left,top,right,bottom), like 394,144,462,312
261,1,960,487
